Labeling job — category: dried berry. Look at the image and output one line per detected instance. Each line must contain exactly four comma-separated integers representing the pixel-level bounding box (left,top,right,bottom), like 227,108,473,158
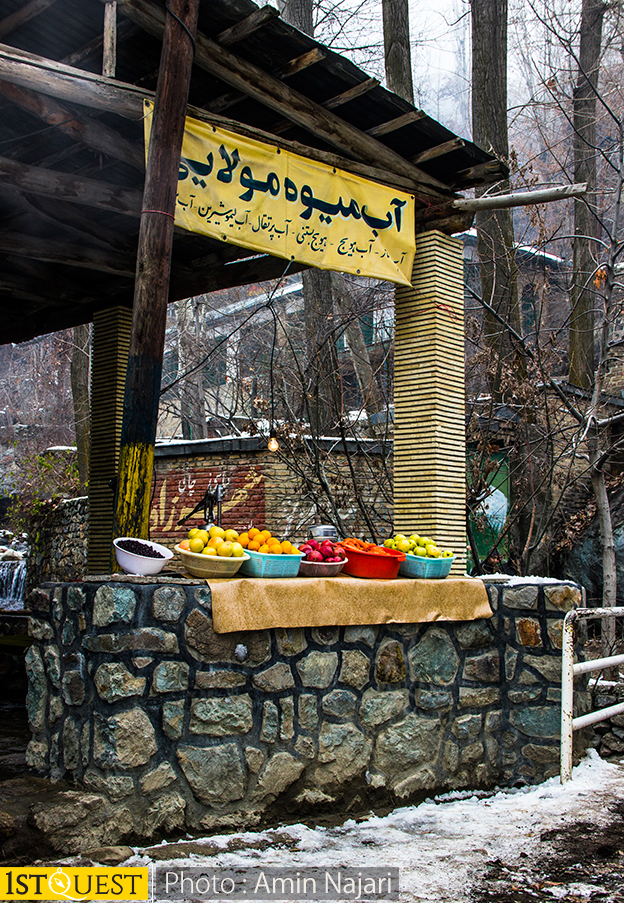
116,539,165,559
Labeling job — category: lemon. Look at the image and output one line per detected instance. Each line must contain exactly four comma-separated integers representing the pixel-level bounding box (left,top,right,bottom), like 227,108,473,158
188,528,199,540
217,541,234,558
189,537,205,554
231,542,244,558
415,546,427,557
209,526,225,539
196,529,209,545
384,538,396,548
426,544,441,558
201,546,217,556
224,529,239,542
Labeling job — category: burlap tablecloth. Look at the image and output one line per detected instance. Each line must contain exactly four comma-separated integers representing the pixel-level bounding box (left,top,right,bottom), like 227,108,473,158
207,574,491,633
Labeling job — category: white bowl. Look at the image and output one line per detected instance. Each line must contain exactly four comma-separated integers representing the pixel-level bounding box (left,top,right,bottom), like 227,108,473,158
113,537,173,576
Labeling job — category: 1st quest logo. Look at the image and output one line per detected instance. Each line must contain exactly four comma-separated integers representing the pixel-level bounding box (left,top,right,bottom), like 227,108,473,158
0,867,149,900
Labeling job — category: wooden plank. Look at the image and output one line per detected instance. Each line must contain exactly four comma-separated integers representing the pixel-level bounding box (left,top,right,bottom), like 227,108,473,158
0,231,136,275
216,5,279,47
411,137,465,165
62,19,140,68
0,0,59,41
103,0,117,78
272,47,326,80
366,110,425,137
449,159,508,189
0,154,142,216
103,0,453,198
322,78,379,110
114,0,200,541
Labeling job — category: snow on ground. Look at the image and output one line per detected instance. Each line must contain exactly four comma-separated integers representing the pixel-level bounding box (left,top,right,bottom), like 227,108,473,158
121,752,624,902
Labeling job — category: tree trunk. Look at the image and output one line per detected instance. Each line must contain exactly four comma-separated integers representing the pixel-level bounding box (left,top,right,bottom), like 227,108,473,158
278,0,312,34
589,433,617,662
70,323,90,490
569,0,606,389
175,298,207,440
302,267,339,435
382,0,414,103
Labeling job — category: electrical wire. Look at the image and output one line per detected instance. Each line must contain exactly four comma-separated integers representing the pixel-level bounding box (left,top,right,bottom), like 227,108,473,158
164,0,196,56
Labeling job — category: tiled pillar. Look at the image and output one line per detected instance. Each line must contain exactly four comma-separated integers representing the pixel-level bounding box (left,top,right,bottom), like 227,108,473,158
394,231,466,573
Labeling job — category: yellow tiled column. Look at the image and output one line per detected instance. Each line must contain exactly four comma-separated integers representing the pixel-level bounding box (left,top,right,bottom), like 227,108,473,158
394,230,466,573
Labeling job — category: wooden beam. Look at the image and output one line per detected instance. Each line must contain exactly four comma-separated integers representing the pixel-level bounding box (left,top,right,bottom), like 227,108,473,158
205,88,245,114
411,137,465,166
0,0,59,41
216,5,279,47
366,110,425,137
171,252,307,300
0,231,136,275
0,154,142,216
322,77,379,110
0,78,144,171
115,0,200,541
103,1,117,78
272,47,326,80
0,43,431,196
452,182,588,211
449,159,508,189
107,0,452,197
62,19,139,69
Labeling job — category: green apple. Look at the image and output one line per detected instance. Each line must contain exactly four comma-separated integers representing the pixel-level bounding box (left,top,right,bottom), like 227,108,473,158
426,544,441,558
416,537,427,547
415,546,427,557
394,534,407,542
442,550,454,558
397,539,412,553
384,538,396,548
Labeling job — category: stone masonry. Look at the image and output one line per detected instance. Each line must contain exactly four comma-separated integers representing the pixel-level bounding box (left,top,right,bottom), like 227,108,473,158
24,578,589,854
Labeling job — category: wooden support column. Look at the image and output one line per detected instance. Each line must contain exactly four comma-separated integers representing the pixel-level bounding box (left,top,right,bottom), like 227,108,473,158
114,0,199,540
87,306,132,573
393,231,466,573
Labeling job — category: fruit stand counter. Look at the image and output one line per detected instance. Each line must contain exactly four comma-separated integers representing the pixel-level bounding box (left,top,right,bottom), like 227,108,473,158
208,575,491,632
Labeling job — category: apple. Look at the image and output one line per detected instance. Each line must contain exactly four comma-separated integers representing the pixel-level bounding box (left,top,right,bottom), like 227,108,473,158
299,544,312,554
308,550,323,562
308,540,321,551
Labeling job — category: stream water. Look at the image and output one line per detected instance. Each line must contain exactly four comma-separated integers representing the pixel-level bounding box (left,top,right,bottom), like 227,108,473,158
0,561,26,611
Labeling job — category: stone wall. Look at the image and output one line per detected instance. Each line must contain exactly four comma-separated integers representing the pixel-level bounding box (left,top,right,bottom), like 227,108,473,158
27,497,88,592
23,577,589,854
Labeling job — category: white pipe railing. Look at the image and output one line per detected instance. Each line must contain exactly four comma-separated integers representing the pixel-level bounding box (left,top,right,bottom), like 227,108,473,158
561,606,624,782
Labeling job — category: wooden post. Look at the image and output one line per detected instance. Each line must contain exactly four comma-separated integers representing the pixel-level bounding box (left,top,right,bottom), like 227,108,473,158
393,231,466,573
102,0,117,78
114,0,199,540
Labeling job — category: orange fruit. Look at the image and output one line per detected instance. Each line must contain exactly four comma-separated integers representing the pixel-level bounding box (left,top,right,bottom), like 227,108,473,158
269,545,282,554
179,539,191,551
258,530,271,542
280,540,293,554
238,533,249,548
258,544,270,553
248,540,261,551
208,536,224,549
248,527,260,539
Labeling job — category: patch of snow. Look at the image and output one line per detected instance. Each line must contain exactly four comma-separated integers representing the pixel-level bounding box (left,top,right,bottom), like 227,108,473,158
480,574,577,585
111,752,624,903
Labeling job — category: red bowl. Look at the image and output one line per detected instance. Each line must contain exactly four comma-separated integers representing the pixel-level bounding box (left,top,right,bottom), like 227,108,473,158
341,546,405,579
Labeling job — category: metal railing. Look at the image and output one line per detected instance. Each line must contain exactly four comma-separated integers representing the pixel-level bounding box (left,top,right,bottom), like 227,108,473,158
561,606,624,782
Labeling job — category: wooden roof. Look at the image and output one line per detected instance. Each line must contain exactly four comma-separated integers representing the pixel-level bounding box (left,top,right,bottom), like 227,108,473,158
0,0,506,344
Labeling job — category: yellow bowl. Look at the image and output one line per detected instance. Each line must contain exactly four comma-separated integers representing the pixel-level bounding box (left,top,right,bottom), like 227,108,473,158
175,544,250,579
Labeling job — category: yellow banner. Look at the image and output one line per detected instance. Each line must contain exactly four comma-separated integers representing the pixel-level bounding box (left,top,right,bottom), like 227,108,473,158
144,101,415,286
0,867,148,900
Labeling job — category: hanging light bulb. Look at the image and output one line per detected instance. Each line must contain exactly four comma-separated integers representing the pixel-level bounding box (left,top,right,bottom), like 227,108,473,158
268,430,279,452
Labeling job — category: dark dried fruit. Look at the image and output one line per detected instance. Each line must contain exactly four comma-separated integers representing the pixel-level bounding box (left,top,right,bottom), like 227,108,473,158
116,539,164,559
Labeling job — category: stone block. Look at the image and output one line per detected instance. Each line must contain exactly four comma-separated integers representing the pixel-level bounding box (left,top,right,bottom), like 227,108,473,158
458,687,500,707
443,739,459,773
62,670,85,707
414,688,453,711
521,654,561,683
505,649,518,680
452,714,482,740
311,627,340,646
295,736,316,759
245,747,265,774
152,661,189,693
28,618,54,641
343,626,377,647
375,641,407,683
195,671,247,689
486,586,499,611
521,744,559,766
322,689,357,719
26,739,48,770
544,585,582,612
84,629,178,654
177,743,246,805
67,587,86,611
95,663,146,702
316,723,372,787
339,650,370,689
275,628,307,656
252,663,295,692
133,657,153,669
25,646,47,732
463,651,500,683
501,587,538,610
49,694,63,724
144,792,186,837
297,651,338,688
516,618,542,647
44,644,61,688
547,620,563,650
153,586,186,622
409,630,460,685
298,695,318,731
509,705,560,739
62,620,76,645
93,586,137,627
454,620,494,649
359,689,408,729
374,714,441,784
83,770,135,800
25,588,51,614
461,741,484,765
194,586,212,609
261,701,278,743
163,700,185,740
509,688,542,704
190,696,253,736
185,609,270,666
140,763,177,794
280,697,294,740
94,708,157,768
485,711,502,732
63,718,81,771
254,752,305,803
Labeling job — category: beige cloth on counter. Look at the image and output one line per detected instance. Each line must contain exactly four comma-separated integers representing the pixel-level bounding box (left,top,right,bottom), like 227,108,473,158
208,574,491,633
